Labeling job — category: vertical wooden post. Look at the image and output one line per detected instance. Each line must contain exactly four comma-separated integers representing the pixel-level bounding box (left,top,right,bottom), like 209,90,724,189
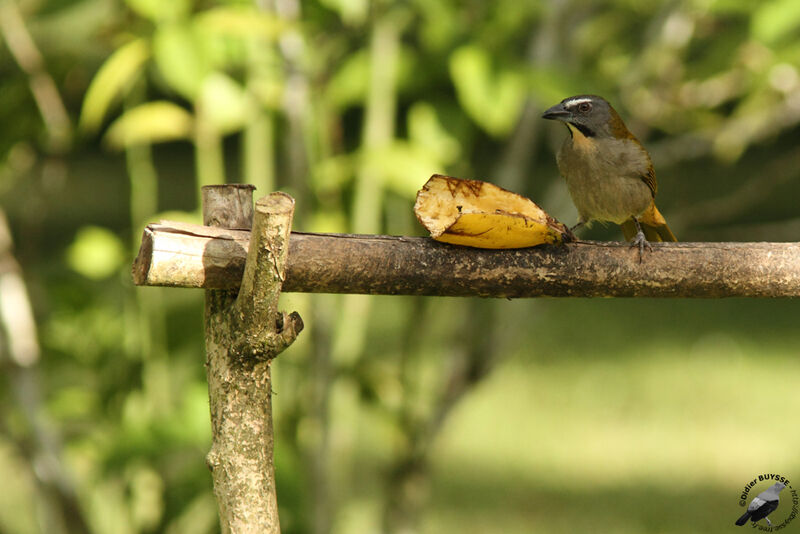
202,185,303,534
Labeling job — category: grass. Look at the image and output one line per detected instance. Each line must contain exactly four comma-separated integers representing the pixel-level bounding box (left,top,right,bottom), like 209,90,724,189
420,298,800,533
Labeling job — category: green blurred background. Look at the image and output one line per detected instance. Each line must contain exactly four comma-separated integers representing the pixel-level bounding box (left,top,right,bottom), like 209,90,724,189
2,0,800,532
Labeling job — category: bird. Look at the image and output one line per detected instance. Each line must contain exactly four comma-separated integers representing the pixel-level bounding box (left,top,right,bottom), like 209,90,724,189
541,95,676,257
736,482,786,527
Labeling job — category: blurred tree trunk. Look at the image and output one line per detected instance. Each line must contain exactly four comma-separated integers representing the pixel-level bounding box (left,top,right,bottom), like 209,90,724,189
0,210,89,534
383,301,502,534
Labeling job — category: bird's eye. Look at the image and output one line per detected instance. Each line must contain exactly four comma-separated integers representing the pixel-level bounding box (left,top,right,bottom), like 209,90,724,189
578,102,592,113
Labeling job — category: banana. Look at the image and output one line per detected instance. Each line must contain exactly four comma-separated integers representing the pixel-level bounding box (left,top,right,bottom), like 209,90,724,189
414,174,571,249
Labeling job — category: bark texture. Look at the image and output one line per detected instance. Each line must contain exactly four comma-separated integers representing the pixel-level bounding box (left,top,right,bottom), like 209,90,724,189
203,187,303,534
135,225,800,298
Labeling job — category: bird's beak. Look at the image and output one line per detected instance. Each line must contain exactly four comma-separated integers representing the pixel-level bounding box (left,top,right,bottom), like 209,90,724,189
542,103,571,121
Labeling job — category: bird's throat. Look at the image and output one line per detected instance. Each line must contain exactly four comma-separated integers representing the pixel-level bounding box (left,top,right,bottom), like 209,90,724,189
567,123,598,153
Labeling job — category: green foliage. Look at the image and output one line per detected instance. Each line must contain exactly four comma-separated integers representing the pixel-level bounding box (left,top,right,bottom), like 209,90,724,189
195,5,286,38
197,73,249,134
125,0,194,23
79,39,150,134
105,101,194,148
751,0,800,44
407,102,460,165
152,23,213,100
449,45,526,137
66,226,127,279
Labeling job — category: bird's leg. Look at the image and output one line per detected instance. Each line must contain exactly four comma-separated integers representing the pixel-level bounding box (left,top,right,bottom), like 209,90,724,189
630,217,652,263
765,517,773,527
563,220,584,243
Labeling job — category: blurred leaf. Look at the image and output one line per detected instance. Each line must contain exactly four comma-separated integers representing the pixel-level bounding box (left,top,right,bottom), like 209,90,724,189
363,141,441,198
414,0,458,51
449,45,526,137
28,0,117,56
129,466,164,531
79,39,150,134
751,0,800,44
153,23,211,100
125,0,192,22
48,387,100,421
313,154,355,191
88,479,136,534
250,75,285,110
712,92,773,161
195,5,285,38
121,391,152,433
325,50,370,109
709,0,753,14
308,211,348,233
164,492,218,534
528,67,584,107
326,47,416,109
198,73,248,134
105,101,193,148
175,383,214,445
575,12,628,56
407,101,460,165
66,226,126,279
318,0,368,25
0,445,38,533
43,305,128,364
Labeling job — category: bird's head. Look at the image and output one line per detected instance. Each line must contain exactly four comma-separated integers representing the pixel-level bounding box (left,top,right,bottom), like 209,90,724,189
542,95,633,140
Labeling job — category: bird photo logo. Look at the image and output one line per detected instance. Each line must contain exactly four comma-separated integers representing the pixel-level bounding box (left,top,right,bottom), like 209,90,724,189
735,474,798,530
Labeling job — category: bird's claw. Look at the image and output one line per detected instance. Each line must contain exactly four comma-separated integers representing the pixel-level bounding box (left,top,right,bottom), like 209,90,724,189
630,230,652,263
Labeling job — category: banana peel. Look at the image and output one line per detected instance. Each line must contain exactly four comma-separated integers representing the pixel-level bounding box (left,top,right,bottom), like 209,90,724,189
414,174,572,249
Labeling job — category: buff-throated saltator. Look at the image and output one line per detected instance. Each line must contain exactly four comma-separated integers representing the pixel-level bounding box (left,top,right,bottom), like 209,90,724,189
542,95,676,253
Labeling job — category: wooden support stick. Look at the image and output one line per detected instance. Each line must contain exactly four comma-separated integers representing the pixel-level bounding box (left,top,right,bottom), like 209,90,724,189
134,222,800,298
202,185,303,534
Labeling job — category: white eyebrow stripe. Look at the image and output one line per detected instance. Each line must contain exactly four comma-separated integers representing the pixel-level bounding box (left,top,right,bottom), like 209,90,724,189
565,97,593,106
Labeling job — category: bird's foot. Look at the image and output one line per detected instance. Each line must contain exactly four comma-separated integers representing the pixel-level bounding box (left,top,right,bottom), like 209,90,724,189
765,518,773,527
563,221,584,243
630,230,652,263
569,221,585,233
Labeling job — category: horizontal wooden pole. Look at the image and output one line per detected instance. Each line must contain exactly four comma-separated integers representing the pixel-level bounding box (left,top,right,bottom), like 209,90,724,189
132,221,800,298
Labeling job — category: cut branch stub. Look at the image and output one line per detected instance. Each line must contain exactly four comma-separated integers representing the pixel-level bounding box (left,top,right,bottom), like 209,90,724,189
232,192,304,362
202,184,256,228
202,187,301,534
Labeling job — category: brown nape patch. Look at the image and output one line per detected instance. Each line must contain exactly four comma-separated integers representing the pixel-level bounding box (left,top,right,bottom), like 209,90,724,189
608,106,637,140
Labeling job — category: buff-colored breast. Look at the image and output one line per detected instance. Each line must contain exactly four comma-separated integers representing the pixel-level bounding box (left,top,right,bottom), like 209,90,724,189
556,128,653,225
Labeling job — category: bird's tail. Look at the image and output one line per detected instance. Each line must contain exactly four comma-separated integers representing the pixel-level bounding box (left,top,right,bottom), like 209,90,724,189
735,512,751,526
621,203,677,242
